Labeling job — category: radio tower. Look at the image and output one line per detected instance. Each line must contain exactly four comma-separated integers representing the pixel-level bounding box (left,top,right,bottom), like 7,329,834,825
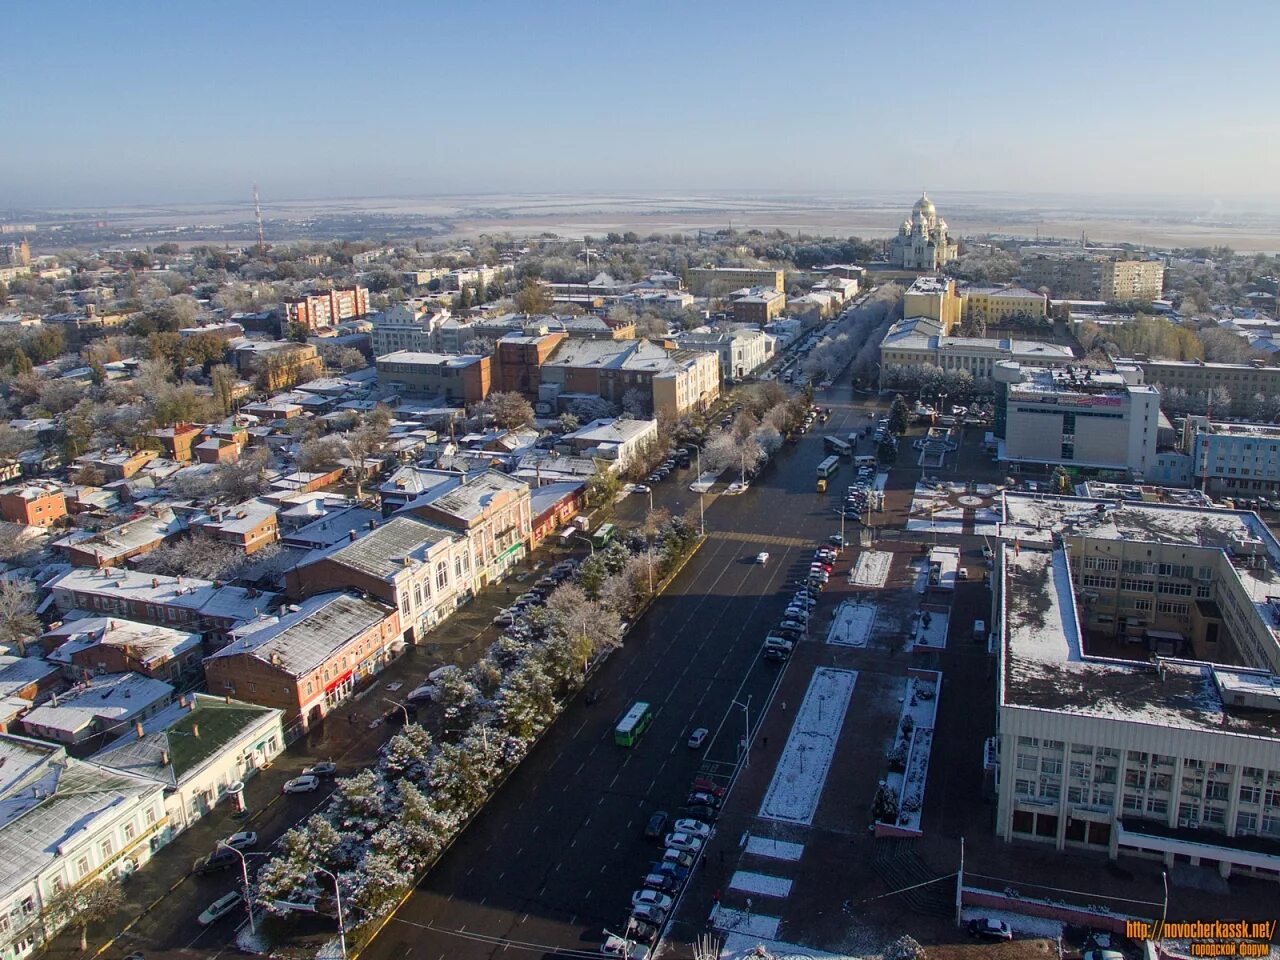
253,183,266,254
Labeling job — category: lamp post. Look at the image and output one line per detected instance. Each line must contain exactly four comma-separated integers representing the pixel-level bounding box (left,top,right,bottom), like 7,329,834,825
695,445,706,536
574,534,595,556
217,842,255,936
382,698,409,726
314,865,346,959
732,697,751,769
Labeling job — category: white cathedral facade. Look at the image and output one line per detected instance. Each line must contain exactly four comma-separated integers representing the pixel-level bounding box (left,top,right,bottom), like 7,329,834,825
890,191,958,270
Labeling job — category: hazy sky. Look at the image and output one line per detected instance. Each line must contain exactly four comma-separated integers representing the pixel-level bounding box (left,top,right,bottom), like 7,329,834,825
3,0,1278,207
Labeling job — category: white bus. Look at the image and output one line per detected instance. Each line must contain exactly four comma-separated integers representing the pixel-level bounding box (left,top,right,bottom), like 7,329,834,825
817,455,840,479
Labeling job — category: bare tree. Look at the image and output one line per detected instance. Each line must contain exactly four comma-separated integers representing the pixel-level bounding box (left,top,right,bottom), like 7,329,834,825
476,391,535,430
41,876,125,951
0,581,39,654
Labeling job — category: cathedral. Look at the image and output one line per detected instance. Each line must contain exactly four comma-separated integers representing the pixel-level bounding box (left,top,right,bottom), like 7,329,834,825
889,191,958,270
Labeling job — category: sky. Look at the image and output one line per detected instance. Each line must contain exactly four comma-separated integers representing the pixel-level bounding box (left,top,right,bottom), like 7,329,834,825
3,0,1278,208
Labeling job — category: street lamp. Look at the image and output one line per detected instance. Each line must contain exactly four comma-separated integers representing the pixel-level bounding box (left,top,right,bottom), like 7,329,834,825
382,698,409,726
314,865,347,959
694,445,705,536
574,534,595,556
216,841,256,936
732,697,751,769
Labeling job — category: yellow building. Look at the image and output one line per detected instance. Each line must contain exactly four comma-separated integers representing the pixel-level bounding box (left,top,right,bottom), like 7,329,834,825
961,285,1048,325
903,276,962,333
688,267,784,297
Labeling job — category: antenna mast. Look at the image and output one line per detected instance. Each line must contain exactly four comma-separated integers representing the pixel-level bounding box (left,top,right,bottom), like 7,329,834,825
253,183,266,254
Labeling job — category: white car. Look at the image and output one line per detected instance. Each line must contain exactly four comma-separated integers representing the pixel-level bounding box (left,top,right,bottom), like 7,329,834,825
632,484,651,495
687,727,708,749
663,832,704,854
630,889,674,912
198,891,243,926
221,831,257,851
671,818,711,839
756,552,769,565
282,775,319,794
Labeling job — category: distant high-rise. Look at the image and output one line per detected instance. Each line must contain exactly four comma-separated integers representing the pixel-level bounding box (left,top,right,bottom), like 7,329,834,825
889,192,958,271
0,240,30,267
282,286,370,331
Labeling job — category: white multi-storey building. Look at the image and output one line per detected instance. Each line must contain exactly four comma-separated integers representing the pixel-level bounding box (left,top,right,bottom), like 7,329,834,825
989,493,1280,882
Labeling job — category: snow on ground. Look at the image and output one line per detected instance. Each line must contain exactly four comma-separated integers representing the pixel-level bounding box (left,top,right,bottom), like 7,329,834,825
729,870,793,898
976,483,999,496
743,835,805,861
759,667,857,825
906,517,964,534
911,609,949,651
911,559,929,594
873,472,889,492
850,550,891,588
826,601,877,647
881,673,940,831
973,506,1002,535
961,906,1064,939
712,906,781,940
690,471,720,492
720,931,882,960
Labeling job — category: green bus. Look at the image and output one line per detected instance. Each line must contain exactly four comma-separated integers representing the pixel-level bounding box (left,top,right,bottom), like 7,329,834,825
614,701,653,747
592,522,618,549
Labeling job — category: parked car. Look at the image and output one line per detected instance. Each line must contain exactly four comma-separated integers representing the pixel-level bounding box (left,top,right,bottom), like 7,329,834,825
968,919,1013,941
302,761,337,778
663,832,703,854
755,552,769,564
687,790,721,808
643,810,669,840
220,831,257,852
193,850,238,876
661,848,695,870
687,727,709,749
601,934,650,959
406,683,435,703
631,902,668,926
642,871,680,895
626,916,661,944
630,889,674,912
671,818,711,839
282,775,320,794
198,891,243,926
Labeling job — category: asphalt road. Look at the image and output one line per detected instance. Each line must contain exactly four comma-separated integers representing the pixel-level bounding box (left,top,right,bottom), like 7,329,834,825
363,383,888,960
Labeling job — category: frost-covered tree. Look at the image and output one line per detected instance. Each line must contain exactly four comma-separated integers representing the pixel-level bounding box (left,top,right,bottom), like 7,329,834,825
382,724,434,783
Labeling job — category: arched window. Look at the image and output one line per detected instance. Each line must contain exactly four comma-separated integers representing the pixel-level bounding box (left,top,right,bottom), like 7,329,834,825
436,560,448,591
455,557,463,580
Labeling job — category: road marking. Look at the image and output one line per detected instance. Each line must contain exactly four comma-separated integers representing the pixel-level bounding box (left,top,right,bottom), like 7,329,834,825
583,816,590,827
575,761,584,776
532,825,539,835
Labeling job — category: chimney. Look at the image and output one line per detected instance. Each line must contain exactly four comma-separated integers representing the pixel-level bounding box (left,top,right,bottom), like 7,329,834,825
349,530,358,542
191,723,200,738
368,519,378,530
159,748,170,767
134,721,144,740
151,578,159,589
188,698,197,712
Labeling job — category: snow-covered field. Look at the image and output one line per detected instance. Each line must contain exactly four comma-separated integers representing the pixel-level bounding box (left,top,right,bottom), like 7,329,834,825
743,835,805,861
911,609,949,651
712,906,781,940
729,870,793,898
826,601,877,648
759,668,857,824
881,672,940,832
850,550,891,588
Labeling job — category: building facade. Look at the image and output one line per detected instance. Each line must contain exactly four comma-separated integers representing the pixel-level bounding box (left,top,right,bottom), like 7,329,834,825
680,328,772,382
903,276,962,332
889,192,958,271
1179,417,1280,496
0,483,66,527
962,286,1049,325
1135,359,1280,401
879,317,1074,382
206,592,400,730
374,351,492,403
996,364,1160,478
687,267,784,297
728,288,786,325
283,287,370,331
1020,254,1164,302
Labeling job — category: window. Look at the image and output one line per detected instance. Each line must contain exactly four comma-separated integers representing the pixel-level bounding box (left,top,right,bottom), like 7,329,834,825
1041,758,1062,775
1017,753,1037,772
413,583,422,609
1123,794,1143,812
1203,806,1225,825
1120,577,1155,593
1237,811,1258,833
1124,769,1147,789
124,821,136,841
1070,761,1089,779
145,806,156,825
101,839,113,859
1015,779,1035,796
76,856,90,879
1265,789,1280,807
1241,785,1261,804
436,561,448,590
1206,781,1229,802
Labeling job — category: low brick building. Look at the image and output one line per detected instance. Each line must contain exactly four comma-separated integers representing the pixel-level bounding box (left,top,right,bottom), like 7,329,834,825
0,482,66,527
195,499,279,555
42,617,203,685
204,591,400,730
147,423,204,463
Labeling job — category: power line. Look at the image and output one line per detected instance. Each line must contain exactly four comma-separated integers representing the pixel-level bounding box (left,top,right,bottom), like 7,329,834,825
389,916,611,958
965,873,1162,907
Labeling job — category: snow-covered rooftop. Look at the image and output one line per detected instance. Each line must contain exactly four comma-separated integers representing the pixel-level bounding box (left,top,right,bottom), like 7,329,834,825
1000,546,1280,738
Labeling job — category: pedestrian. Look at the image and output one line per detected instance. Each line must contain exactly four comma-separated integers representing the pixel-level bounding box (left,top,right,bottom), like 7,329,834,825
781,701,787,712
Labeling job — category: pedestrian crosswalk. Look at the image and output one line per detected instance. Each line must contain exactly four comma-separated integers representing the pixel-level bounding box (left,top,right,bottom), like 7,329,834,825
710,530,813,548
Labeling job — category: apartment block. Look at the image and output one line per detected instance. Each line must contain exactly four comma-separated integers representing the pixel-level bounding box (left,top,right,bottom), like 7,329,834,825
1134,358,1280,400
0,483,66,527
283,286,370,331
728,287,786,325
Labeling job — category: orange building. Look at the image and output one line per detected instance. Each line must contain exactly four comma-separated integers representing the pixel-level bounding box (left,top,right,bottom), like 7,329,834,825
148,423,204,462
0,483,67,527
